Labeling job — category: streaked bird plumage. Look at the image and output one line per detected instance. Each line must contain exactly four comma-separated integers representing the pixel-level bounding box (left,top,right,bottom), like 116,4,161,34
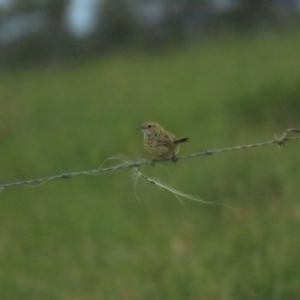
137,121,188,162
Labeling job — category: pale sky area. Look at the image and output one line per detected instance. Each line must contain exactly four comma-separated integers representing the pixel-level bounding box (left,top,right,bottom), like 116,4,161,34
0,0,102,38
65,0,102,37
0,0,13,8
0,0,300,40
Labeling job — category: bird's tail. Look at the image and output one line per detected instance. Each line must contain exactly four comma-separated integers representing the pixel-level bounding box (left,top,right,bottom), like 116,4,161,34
174,137,189,144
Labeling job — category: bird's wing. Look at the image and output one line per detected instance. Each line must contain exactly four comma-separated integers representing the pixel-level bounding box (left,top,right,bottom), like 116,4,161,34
156,133,175,145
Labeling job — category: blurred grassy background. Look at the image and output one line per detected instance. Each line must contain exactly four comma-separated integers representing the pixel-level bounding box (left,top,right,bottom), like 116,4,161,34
0,29,300,299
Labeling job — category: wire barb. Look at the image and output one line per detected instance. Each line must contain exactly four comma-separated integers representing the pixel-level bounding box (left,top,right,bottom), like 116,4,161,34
0,128,299,191
276,128,300,147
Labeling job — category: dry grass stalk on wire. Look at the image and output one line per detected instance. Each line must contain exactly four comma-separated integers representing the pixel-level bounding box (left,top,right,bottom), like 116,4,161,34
0,128,299,202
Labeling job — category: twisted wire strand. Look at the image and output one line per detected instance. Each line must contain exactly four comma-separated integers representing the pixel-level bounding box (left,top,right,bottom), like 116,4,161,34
0,128,299,191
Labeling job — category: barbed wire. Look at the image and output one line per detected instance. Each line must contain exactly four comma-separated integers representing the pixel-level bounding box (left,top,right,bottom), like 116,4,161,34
0,128,299,192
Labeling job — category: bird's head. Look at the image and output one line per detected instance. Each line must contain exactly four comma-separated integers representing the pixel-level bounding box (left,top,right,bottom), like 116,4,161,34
137,121,162,136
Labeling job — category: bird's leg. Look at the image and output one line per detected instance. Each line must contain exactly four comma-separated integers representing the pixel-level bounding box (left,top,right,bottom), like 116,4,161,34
151,159,157,166
171,152,178,163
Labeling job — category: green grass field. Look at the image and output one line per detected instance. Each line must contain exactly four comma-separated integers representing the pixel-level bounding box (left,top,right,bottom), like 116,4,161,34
0,29,300,299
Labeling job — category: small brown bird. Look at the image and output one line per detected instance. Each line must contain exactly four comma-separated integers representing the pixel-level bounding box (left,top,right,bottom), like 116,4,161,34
137,121,189,162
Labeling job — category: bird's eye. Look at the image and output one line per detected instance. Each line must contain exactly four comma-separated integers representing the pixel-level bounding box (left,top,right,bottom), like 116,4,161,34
147,124,152,128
